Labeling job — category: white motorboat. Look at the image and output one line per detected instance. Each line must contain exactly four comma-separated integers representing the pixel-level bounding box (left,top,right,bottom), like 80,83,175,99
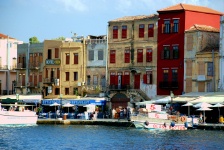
0,103,38,125
131,104,197,130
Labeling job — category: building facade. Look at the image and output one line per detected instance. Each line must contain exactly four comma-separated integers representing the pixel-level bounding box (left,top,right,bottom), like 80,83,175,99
42,39,86,99
0,33,22,95
184,24,220,93
108,14,158,108
85,35,107,95
15,43,44,95
157,3,222,96
219,16,224,91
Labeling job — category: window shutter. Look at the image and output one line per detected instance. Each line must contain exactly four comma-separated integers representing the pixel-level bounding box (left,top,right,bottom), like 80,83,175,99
150,74,153,84
162,24,164,33
115,75,118,86
143,74,147,83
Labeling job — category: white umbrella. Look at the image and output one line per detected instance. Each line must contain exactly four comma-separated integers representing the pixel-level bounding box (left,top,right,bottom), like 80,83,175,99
63,103,74,113
182,102,193,116
197,107,212,123
211,103,224,119
50,102,60,116
193,102,213,108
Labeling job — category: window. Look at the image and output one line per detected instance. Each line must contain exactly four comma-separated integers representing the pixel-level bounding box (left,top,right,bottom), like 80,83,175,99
65,72,69,81
98,50,103,60
207,62,213,76
110,72,116,85
48,49,52,59
143,71,153,84
74,53,78,64
124,49,130,63
146,48,152,62
123,71,130,85
161,46,170,59
93,75,98,85
101,75,106,87
172,69,178,81
172,46,179,59
113,26,118,39
66,53,70,64
65,88,69,95
173,19,179,33
122,25,127,38
139,24,144,38
55,48,59,58
89,50,94,61
110,50,116,63
163,69,169,81
74,72,78,81
39,53,43,63
45,69,48,78
39,74,42,82
148,24,154,37
57,68,60,78
87,75,91,85
137,49,143,63
163,20,171,33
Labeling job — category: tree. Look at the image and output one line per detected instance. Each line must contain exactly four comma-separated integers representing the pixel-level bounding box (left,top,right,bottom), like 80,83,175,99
53,36,65,41
29,36,40,43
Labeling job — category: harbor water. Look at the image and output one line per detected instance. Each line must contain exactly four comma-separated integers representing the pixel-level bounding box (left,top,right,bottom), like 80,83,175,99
0,125,224,150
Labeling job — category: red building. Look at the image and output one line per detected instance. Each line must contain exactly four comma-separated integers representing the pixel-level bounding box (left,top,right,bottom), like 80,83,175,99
157,3,222,95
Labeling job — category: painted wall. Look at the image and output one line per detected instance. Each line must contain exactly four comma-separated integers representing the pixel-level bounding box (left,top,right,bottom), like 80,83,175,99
157,11,185,96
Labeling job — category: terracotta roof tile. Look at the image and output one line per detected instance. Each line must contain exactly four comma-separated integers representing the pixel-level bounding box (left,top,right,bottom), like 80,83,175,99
109,14,158,22
185,24,220,32
158,3,223,15
0,33,14,39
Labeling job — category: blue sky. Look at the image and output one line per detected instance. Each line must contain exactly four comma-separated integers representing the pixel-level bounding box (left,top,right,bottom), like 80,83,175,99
0,0,223,43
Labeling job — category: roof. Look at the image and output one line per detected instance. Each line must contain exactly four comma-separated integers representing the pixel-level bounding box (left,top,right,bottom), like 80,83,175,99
157,3,223,15
185,24,220,32
0,33,14,39
109,14,158,23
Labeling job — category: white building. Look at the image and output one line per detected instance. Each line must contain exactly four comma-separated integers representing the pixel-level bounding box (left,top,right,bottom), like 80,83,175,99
219,16,224,91
0,33,23,95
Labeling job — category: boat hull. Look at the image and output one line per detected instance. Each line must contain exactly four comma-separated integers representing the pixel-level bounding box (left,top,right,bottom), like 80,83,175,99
133,121,187,130
0,111,37,125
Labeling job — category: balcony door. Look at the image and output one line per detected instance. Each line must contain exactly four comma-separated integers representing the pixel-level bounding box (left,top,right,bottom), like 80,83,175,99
134,74,140,89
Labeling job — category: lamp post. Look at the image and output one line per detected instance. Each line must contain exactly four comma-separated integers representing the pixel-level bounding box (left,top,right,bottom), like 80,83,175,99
170,91,174,115
60,94,63,118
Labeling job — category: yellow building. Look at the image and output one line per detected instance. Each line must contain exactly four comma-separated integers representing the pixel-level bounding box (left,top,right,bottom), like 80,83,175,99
184,24,220,93
107,14,158,108
42,40,86,99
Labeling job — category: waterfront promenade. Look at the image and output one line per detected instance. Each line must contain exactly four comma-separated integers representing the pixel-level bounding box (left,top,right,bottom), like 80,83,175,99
37,118,224,130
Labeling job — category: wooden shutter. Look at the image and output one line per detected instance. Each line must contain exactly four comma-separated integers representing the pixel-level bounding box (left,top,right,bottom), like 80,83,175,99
74,53,78,64
162,24,165,33
55,48,59,58
39,74,42,82
146,49,152,62
143,74,147,83
170,49,173,59
110,50,116,63
124,50,130,63
161,50,164,59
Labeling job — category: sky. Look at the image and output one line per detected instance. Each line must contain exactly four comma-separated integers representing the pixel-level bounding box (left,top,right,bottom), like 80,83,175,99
0,0,223,43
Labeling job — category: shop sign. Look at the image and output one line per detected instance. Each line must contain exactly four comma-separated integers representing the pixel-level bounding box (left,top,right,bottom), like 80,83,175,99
45,59,61,65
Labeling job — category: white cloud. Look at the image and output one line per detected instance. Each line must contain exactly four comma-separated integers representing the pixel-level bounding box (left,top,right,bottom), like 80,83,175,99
56,0,88,12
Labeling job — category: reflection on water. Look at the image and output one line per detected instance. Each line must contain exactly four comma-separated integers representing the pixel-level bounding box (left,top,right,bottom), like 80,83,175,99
0,125,224,150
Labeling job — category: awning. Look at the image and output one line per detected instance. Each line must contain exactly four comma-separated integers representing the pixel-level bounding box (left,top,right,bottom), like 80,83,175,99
172,97,197,103
136,101,155,105
0,95,42,104
190,96,224,104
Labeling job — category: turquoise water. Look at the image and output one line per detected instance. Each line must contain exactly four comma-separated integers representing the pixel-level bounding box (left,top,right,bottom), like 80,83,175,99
0,125,224,150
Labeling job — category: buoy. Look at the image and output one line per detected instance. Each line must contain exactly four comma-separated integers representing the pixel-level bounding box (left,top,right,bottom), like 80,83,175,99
181,116,186,122
170,122,175,127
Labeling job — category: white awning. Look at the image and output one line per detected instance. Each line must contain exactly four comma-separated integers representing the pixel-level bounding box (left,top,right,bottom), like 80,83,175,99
190,96,224,104
0,95,42,103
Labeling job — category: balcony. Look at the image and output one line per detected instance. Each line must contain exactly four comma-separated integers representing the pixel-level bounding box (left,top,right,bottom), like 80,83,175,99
15,63,26,70
159,81,178,89
109,84,130,91
14,82,26,88
43,78,55,84
29,62,41,70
